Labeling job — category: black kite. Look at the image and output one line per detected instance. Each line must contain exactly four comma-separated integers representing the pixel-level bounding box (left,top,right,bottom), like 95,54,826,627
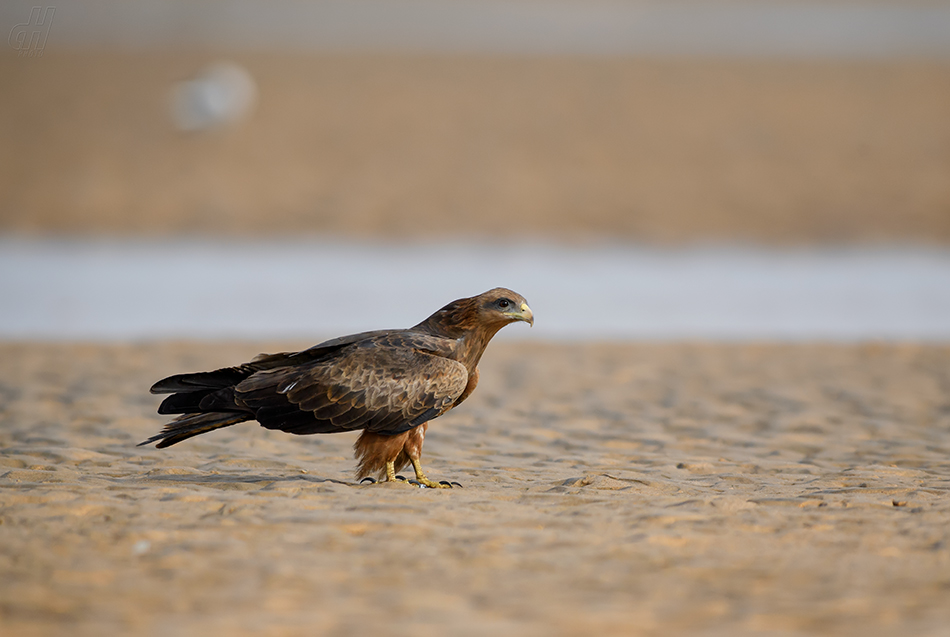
141,288,533,488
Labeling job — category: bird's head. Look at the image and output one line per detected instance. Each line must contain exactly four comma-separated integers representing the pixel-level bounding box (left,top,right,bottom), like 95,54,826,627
475,288,534,328
415,287,533,339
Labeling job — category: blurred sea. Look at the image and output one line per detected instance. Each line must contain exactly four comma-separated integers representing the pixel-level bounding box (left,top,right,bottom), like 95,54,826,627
3,239,949,341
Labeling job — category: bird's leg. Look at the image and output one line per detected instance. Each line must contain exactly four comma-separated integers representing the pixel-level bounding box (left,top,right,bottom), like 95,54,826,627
402,423,459,488
384,461,403,483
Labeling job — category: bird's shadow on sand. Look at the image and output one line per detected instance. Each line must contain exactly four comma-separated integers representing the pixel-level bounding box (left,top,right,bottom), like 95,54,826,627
133,472,357,488
130,471,465,490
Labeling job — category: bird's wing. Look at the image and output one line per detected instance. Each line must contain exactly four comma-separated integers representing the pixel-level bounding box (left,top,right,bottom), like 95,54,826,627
150,330,401,395
247,329,401,369
234,334,469,436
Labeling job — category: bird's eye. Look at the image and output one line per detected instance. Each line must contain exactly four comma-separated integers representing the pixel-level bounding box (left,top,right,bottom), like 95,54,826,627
497,299,511,309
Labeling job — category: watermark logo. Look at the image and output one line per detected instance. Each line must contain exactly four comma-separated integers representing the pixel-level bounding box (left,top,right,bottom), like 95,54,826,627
9,6,55,58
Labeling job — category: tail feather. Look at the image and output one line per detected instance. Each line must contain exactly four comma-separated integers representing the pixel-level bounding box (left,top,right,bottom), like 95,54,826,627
147,364,256,448
139,412,250,448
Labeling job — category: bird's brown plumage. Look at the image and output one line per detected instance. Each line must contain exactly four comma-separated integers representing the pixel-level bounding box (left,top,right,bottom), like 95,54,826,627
142,288,533,486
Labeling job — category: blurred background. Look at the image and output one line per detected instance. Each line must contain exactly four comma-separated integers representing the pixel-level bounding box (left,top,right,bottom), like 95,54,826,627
1,0,949,340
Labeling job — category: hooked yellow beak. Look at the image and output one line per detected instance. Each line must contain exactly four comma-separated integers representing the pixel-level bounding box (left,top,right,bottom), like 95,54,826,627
512,302,533,327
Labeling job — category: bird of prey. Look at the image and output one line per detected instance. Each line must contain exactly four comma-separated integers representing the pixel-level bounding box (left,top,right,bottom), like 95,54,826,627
141,288,533,488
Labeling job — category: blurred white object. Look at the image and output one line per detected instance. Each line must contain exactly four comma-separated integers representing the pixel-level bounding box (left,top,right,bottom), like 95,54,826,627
132,540,151,556
170,62,257,131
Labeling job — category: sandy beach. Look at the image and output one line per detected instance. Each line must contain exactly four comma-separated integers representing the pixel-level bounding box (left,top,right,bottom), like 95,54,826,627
2,341,949,636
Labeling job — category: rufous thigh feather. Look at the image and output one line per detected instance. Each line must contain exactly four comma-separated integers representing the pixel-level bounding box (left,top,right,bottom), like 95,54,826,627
354,423,428,480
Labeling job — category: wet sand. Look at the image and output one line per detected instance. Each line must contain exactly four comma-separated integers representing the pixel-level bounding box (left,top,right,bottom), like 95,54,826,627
2,341,949,636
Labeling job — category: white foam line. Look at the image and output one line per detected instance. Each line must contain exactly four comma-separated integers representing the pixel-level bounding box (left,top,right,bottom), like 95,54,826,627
2,238,949,341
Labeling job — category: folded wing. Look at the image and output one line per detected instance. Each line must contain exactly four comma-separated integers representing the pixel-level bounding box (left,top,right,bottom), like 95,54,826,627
236,337,469,436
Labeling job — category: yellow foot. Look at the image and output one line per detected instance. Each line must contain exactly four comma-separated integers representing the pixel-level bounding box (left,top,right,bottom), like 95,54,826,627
360,461,461,488
413,476,454,489
410,458,461,488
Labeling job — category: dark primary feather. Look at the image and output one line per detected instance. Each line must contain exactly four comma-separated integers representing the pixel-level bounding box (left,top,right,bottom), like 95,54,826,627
150,366,252,394
157,391,204,414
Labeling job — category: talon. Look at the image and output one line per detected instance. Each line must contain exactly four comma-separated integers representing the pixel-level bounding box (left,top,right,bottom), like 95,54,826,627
450,482,463,488
439,480,452,487
408,480,425,488
359,477,376,484
395,475,408,482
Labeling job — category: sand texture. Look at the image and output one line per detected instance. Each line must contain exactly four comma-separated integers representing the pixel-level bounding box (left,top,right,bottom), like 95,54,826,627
2,53,950,244
1,341,949,636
